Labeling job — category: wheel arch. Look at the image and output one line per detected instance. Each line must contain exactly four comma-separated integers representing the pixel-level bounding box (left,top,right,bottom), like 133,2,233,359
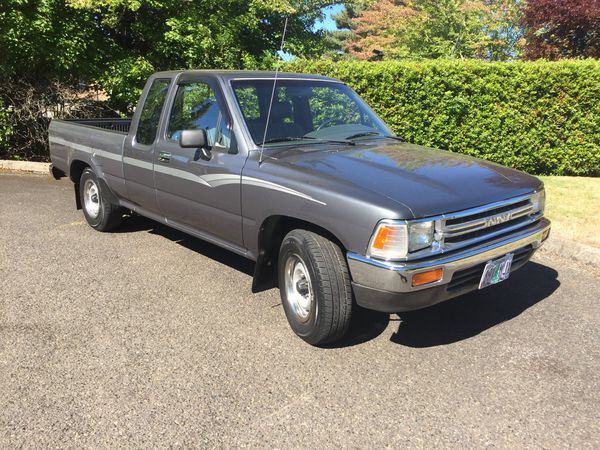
69,159,118,210
69,160,90,210
251,215,348,293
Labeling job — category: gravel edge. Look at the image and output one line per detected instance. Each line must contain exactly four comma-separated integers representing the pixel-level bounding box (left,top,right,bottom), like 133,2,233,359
0,160,51,173
538,235,600,268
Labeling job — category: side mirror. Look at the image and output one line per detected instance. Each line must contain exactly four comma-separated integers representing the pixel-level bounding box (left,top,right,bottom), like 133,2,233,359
179,129,211,160
180,129,207,148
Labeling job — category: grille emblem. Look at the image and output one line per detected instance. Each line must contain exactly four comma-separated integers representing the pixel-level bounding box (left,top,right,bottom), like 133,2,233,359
485,212,513,227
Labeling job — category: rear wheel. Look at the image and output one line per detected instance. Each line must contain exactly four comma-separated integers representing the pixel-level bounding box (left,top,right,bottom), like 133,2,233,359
79,168,122,231
278,229,353,346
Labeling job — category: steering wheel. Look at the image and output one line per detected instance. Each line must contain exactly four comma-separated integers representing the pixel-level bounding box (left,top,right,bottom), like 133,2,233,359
316,118,345,131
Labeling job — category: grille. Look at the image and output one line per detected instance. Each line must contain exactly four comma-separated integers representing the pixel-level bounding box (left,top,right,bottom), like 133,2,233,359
447,245,534,292
435,195,542,253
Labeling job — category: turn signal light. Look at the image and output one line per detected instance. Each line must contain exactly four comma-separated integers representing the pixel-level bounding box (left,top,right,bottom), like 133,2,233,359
412,268,443,287
372,225,393,249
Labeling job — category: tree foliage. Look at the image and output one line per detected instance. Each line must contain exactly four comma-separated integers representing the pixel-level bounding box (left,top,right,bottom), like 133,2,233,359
0,0,103,82
64,0,334,108
0,0,334,108
0,0,335,159
522,0,600,60
335,0,524,61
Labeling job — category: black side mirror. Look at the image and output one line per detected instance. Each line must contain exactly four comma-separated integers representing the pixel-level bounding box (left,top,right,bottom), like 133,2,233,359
179,129,211,160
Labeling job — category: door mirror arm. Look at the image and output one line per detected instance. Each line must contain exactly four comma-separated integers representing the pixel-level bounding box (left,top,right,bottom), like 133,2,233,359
197,147,212,161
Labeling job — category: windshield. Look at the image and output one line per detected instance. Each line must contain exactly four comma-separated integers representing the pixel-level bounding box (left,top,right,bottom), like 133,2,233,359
231,79,393,147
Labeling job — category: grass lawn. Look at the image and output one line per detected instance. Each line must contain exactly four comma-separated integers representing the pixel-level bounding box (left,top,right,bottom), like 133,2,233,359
539,176,600,248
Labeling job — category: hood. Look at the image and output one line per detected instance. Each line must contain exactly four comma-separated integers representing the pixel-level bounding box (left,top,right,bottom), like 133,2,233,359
269,141,543,218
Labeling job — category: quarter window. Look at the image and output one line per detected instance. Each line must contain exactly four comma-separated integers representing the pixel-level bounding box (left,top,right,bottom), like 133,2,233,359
136,79,171,145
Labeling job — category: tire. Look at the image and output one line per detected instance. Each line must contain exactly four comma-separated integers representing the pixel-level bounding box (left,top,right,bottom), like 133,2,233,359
79,168,122,231
278,229,353,345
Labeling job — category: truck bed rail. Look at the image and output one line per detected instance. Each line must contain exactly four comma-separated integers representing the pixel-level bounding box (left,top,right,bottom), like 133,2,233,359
65,118,131,134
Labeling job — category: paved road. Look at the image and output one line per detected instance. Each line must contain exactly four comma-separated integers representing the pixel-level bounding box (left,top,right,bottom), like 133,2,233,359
1,173,599,448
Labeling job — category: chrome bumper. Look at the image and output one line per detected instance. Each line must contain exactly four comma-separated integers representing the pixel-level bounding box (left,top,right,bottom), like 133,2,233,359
347,218,551,295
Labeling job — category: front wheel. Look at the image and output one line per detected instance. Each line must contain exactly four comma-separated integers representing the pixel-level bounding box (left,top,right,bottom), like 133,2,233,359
79,168,122,231
278,230,353,345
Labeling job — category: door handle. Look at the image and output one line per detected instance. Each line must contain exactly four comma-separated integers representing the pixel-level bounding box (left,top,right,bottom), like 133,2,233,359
158,151,171,163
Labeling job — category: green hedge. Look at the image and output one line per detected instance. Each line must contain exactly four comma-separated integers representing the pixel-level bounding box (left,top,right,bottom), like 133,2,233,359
287,59,600,176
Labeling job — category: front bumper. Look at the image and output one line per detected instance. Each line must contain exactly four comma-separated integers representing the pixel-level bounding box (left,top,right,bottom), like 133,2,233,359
347,218,551,313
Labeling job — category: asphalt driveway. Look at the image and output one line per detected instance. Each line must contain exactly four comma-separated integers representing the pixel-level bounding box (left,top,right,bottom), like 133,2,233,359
1,173,599,448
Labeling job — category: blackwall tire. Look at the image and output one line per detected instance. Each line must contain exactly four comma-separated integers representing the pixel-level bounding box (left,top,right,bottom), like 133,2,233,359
278,229,353,345
79,168,122,231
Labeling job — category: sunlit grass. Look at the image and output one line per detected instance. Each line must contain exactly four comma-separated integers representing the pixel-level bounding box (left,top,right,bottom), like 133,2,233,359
539,176,600,248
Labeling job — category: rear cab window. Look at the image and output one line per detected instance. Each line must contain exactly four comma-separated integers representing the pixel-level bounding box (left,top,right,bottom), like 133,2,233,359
136,78,171,145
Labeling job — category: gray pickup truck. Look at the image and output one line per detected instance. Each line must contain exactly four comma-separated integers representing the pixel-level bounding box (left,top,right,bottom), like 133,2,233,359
49,70,551,345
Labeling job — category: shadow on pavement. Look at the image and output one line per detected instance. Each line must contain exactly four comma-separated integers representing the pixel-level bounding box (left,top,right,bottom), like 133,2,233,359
115,215,559,349
117,214,255,276
118,214,391,347
390,261,560,348
322,307,391,349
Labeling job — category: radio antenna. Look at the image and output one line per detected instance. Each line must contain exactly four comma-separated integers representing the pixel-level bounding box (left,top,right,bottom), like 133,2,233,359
259,16,289,165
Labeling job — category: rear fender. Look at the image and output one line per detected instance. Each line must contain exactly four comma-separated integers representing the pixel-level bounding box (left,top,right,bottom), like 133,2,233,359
70,159,118,209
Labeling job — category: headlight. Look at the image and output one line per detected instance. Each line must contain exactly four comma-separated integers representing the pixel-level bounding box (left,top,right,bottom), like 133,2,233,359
408,221,434,252
531,189,545,214
368,220,434,260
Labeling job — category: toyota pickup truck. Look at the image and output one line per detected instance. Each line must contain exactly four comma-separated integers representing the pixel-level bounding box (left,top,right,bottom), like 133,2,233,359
49,70,551,345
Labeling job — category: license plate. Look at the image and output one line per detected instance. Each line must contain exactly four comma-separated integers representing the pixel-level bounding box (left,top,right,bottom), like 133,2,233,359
478,253,514,289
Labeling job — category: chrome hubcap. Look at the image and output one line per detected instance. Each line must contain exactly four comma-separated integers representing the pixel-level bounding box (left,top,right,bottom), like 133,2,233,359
284,255,313,322
83,179,100,218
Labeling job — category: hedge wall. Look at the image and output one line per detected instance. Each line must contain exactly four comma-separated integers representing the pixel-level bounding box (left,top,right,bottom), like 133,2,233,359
287,59,600,176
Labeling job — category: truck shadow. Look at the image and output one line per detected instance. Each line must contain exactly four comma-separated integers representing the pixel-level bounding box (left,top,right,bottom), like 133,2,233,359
117,214,255,276
116,215,559,349
389,261,559,348
321,307,391,348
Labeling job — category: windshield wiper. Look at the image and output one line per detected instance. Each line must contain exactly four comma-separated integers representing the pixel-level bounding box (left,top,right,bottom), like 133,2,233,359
257,136,355,146
345,131,404,142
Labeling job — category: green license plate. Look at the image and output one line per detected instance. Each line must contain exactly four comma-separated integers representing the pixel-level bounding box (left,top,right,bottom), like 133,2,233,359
478,253,514,289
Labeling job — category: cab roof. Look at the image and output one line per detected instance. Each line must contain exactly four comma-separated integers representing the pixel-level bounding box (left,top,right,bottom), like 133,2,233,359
152,70,340,84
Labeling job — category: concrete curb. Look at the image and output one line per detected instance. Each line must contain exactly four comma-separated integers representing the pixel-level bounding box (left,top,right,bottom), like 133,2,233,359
538,235,600,268
0,160,51,174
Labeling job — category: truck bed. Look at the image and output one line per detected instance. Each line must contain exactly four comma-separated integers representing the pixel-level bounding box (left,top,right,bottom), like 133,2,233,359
49,118,129,183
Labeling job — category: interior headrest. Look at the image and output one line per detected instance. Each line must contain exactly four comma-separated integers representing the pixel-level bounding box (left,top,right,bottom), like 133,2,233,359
270,100,293,120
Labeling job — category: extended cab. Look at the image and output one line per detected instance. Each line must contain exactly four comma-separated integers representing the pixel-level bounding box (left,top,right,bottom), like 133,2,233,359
49,70,551,345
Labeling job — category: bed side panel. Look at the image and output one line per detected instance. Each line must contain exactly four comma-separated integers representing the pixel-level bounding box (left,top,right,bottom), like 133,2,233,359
49,120,127,198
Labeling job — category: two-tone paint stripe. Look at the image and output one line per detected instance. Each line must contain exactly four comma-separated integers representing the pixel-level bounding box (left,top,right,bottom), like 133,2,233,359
49,136,326,205
50,136,122,162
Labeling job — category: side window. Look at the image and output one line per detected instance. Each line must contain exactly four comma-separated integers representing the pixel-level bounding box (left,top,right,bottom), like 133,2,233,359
168,83,222,148
136,79,170,145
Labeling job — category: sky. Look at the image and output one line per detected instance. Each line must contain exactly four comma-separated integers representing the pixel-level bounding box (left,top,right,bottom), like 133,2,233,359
279,4,344,60
313,4,345,31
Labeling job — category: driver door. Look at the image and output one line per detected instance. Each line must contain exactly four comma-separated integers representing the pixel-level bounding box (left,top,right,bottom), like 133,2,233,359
153,79,244,248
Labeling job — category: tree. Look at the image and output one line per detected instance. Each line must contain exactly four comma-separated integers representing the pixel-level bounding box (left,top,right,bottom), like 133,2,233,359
335,0,524,61
522,0,600,60
63,0,335,108
478,0,525,61
0,0,104,83
0,0,335,159
345,0,419,60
